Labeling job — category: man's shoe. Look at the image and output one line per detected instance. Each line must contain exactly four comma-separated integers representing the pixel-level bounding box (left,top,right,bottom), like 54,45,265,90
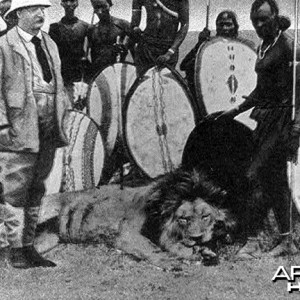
235,238,262,261
23,245,56,268
10,247,33,269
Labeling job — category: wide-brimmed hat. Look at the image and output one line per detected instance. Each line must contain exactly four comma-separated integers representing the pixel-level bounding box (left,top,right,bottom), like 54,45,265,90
5,0,51,18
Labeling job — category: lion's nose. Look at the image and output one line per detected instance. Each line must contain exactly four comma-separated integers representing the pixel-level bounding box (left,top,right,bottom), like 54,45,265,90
182,238,196,247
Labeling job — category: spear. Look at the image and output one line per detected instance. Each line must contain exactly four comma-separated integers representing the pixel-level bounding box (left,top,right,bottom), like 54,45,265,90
288,0,299,261
206,0,210,29
290,0,299,210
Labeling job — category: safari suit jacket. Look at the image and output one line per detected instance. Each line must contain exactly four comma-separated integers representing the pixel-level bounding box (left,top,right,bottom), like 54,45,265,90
0,26,70,153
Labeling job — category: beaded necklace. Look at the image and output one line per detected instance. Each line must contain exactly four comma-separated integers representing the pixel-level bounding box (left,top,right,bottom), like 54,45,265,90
258,30,282,60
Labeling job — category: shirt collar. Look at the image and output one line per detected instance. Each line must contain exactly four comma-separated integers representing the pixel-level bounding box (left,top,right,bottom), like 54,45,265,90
17,26,42,43
0,17,7,32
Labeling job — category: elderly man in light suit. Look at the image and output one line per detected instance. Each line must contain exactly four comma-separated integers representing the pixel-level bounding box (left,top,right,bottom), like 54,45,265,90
0,0,70,268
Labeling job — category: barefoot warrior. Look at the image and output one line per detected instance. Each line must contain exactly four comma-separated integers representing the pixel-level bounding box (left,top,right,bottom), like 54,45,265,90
131,0,189,76
210,0,300,258
180,10,248,99
87,0,133,78
49,0,90,104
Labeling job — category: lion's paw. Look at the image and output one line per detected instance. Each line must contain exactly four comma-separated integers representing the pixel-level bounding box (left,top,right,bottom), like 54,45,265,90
59,195,98,243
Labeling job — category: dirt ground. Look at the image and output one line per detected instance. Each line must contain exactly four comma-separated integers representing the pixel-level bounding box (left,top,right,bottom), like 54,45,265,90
1,184,300,300
1,241,300,300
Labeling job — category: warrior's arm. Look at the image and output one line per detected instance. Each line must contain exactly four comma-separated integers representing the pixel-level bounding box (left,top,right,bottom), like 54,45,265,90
169,0,189,53
238,89,259,112
293,61,300,134
180,46,197,71
221,87,259,119
289,41,300,134
131,0,142,29
180,33,209,71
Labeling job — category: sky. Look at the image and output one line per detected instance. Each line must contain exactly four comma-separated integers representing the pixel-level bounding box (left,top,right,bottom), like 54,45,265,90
46,0,297,31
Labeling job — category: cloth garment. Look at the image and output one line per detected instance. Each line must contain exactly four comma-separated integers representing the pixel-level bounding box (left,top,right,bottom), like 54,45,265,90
134,36,178,76
49,17,90,85
87,16,131,80
17,27,54,90
23,206,40,246
0,139,56,207
0,27,70,153
0,26,70,261
131,0,189,76
0,203,24,249
31,36,52,83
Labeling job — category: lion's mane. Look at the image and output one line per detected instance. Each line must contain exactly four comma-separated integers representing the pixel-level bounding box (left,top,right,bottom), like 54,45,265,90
140,169,238,253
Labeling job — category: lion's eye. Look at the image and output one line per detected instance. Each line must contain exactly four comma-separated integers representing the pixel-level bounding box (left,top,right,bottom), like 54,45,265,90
202,214,210,221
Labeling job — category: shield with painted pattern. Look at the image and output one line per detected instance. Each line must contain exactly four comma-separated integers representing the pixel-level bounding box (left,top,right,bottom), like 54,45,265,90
195,36,257,130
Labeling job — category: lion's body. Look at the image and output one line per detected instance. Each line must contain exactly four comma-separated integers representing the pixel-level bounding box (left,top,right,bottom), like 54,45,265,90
59,169,241,267
58,118,267,266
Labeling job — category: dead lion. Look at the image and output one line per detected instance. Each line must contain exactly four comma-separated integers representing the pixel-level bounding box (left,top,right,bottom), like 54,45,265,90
59,169,237,267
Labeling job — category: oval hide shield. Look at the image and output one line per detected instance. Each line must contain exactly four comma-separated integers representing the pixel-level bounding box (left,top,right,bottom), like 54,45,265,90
195,37,257,130
62,110,104,191
86,62,137,157
124,66,200,178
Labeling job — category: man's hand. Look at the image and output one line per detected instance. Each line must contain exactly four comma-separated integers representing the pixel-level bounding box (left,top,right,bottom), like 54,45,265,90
73,82,89,106
198,27,211,43
156,51,173,67
205,107,240,121
113,44,128,58
218,107,240,119
0,127,16,146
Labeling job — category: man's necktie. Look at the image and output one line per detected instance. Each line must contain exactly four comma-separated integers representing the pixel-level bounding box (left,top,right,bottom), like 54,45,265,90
31,36,52,83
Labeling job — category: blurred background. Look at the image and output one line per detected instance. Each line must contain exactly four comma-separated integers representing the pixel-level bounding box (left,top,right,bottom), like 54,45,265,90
46,0,296,31
44,0,298,71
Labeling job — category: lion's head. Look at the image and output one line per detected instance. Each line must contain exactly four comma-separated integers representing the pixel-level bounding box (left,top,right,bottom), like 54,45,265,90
158,198,236,256
140,169,237,259
175,198,227,244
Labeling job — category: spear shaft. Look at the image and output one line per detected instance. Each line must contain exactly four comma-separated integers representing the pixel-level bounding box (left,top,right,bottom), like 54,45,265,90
206,0,210,29
290,0,299,211
288,0,300,261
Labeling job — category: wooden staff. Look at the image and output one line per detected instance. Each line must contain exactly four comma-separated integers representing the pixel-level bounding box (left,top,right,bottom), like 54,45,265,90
290,0,299,210
288,0,299,261
206,0,211,29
